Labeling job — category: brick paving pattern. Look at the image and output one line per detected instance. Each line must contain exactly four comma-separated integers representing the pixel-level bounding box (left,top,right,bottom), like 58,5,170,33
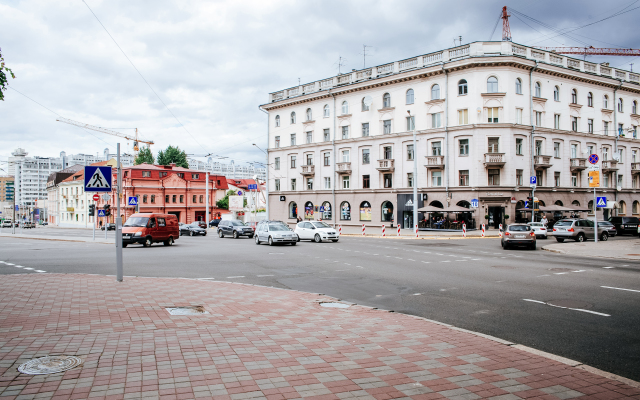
0,274,638,400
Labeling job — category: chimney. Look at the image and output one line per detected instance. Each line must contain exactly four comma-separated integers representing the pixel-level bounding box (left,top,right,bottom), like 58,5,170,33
170,163,176,168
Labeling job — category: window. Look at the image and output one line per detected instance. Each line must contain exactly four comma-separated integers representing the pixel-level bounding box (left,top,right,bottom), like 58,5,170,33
458,109,468,125
291,179,296,191
383,120,391,134
381,201,394,222
143,194,148,203
488,137,499,153
554,142,560,158
587,92,593,107
307,178,313,190
306,154,313,165
342,150,350,162
306,108,312,121
571,116,578,131
361,97,370,111
431,141,442,156
431,113,442,128
340,201,351,220
384,146,392,159
554,172,561,187
324,152,330,166
275,115,280,127
407,173,414,188
362,175,370,189
535,111,542,127
516,169,523,186
515,78,522,94
534,82,541,97
342,176,350,189
603,95,609,109
536,170,543,186
362,149,370,164
618,123,624,137
588,145,594,155
341,126,349,140
535,140,542,156
618,148,624,163
431,84,440,100
324,104,330,118
192,194,196,203
458,79,468,95
291,133,296,146
291,112,296,124
554,114,560,129
634,126,638,138
362,123,369,137
487,107,499,123
571,144,577,158
150,194,155,203
432,171,442,186
323,129,330,142
571,173,578,187
275,179,280,191
604,121,609,135
459,139,469,156
165,195,169,203
634,200,640,213
199,195,204,203
459,170,469,186
516,138,523,155
142,171,151,178
192,173,199,179
172,195,177,203
275,157,280,170
633,150,638,163
341,101,349,115
633,100,638,114
406,116,415,131
488,169,500,185
383,93,391,108
289,202,297,218
571,89,577,104
275,136,280,148
383,173,393,188
306,131,312,144
290,155,296,168
487,76,498,93
588,119,594,133
406,89,414,104
516,108,523,124
359,201,372,221
179,195,183,203
603,173,609,188
553,86,560,101
324,177,331,189
618,98,624,112
407,145,414,160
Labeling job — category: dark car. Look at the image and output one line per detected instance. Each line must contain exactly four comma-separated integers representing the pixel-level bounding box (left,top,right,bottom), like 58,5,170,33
180,223,207,236
218,220,254,239
209,219,221,227
608,216,639,236
101,223,116,231
597,221,617,237
192,220,207,229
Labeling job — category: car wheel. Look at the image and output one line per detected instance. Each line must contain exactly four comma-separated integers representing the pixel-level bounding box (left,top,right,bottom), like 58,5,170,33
143,237,152,247
291,241,297,246
530,242,536,250
203,232,207,236
218,230,224,238
255,235,260,245
233,231,239,239
268,236,274,246
164,237,174,246
576,233,585,242
314,234,322,243
600,232,608,241
122,243,128,248
556,238,564,243
503,242,509,250
190,231,194,236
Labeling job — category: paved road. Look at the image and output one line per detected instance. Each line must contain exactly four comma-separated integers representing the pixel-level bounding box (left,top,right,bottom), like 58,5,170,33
1,232,639,381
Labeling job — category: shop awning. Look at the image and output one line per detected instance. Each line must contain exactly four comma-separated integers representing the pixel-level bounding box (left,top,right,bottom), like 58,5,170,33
417,205,475,213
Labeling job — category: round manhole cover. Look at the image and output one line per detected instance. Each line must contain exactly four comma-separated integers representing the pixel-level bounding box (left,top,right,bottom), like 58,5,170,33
546,299,593,309
166,306,208,315
320,302,350,309
18,356,82,375
548,268,574,272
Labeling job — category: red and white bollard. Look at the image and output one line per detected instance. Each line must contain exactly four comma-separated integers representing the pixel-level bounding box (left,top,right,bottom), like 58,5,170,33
481,224,485,237
382,225,386,237
362,224,365,236
339,225,342,235
498,224,503,238
397,225,401,236
462,223,466,238
415,224,418,238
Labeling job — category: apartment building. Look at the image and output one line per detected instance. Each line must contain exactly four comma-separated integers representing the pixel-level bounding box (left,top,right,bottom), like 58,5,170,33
260,41,640,229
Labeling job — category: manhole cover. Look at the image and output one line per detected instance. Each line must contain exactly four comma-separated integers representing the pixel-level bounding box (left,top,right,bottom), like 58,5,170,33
546,299,593,309
548,268,574,272
166,306,209,315
18,356,82,375
320,302,350,309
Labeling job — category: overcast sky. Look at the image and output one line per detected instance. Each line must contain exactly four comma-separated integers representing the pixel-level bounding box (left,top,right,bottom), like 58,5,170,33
2,0,640,171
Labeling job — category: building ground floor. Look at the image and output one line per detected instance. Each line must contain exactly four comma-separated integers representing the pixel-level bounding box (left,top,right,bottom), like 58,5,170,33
92,205,227,227
269,188,639,230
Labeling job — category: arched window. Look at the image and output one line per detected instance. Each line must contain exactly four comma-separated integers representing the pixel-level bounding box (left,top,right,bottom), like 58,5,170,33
289,202,298,219
321,201,332,220
381,201,394,222
553,86,560,101
515,78,522,94
143,194,148,203
618,98,624,112
457,200,471,208
571,89,577,104
487,76,498,93
588,200,594,214
383,93,391,108
406,89,414,105
290,112,296,124
535,82,541,97
431,84,440,100
306,108,312,121
361,97,369,111
572,200,581,207
633,200,639,214
323,104,330,117
275,115,280,127
555,200,564,206
603,95,609,109
429,200,444,208
341,101,349,115
340,201,351,220
458,79,468,95
359,201,372,221
304,201,314,220
587,92,593,107
619,200,627,215
633,100,638,114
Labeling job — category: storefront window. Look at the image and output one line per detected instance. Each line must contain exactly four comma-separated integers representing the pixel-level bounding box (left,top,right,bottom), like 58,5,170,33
359,201,372,221
340,201,351,220
381,201,394,222
304,201,314,220
289,202,297,219
321,201,332,220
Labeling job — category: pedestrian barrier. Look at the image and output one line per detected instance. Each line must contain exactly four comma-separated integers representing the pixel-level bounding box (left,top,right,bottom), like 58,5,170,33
397,225,401,236
339,225,342,235
462,223,466,237
382,225,386,237
415,224,418,238
498,224,503,238
362,224,365,236
481,224,485,237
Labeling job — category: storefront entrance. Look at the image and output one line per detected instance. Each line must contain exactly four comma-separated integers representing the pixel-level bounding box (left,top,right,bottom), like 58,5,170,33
402,212,413,229
487,206,504,229
168,211,181,222
195,211,205,221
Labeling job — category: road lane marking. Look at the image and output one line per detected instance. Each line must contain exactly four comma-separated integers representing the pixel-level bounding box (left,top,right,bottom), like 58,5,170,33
554,272,568,275
344,263,351,265
523,299,610,317
601,286,640,293
23,267,33,270
269,253,284,255
603,267,615,269
441,261,450,263
34,270,46,273
14,265,24,268
197,278,216,281
471,259,481,261
572,270,586,273
537,274,550,277
421,261,430,264
226,276,245,278
5,263,14,266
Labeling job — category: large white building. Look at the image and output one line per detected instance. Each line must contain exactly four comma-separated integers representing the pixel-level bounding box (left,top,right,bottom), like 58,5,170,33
187,158,267,181
261,41,640,229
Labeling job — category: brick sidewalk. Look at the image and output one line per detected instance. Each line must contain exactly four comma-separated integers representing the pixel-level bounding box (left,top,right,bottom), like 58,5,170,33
0,275,638,400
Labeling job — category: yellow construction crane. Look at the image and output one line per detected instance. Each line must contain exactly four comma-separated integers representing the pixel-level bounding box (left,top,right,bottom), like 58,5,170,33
56,117,154,154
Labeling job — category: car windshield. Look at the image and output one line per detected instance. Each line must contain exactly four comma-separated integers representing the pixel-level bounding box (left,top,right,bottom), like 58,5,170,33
231,221,246,226
124,217,149,227
554,220,573,227
269,223,289,231
509,225,530,231
529,223,543,227
312,222,331,228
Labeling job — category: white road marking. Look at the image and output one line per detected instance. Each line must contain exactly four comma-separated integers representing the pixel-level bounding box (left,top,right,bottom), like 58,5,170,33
226,276,245,278
523,299,546,304
356,266,363,268
23,268,33,270
455,260,466,262
621,264,629,267
421,261,430,264
601,286,640,293
523,299,610,317
5,263,14,266
441,261,451,263
344,263,351,265
34,270,46,273
471,259,481,261
197,278,216,281
435,253,443,255
14,265,24,268
537,274,551,277
572,270,586,273
603,267,615,269
256,275,274,277
407,259,415,261
373,254,379,256
395,257,403,259
269,253,284,255
413,293,421,295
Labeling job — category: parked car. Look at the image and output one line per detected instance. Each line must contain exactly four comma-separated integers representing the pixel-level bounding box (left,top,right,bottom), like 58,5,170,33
121,213,179,247
527,222,548,239
101,223,116,231
597,221,617,237
501,224,536,250
41,222,48,226
218,220,254,239
608,216,640,236
255,220,298,245
1,220,13,228
552,219,608,242
294,221,339,243
180,223,207,236
21,222,35,229
192,220,207,229
209,219,221,227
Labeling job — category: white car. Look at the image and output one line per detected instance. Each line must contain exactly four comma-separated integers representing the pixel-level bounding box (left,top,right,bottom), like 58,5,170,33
527,222,548,239
295,221,339,243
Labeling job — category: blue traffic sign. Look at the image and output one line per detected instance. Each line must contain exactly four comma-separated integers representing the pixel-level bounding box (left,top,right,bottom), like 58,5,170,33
84,166,112,192
128,196,138,206
470,199,479,208
237,190,243,196
529,176,537,185
97,209,106,217
589,154,599,164
596,197,607,208
319,206,325,212
15,205,19,211
248,184,257,190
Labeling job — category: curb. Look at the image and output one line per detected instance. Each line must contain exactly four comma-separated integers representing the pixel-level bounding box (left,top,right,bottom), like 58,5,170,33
541,246,640,261
0,234,112,245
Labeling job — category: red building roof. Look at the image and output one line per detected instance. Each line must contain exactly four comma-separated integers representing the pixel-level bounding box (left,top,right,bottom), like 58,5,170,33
226,178,259,191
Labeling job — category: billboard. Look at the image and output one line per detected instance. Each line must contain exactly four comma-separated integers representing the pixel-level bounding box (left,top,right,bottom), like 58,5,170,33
229,195,243,211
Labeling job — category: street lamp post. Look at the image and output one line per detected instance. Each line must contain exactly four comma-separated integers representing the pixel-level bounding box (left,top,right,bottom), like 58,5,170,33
408,111,417,235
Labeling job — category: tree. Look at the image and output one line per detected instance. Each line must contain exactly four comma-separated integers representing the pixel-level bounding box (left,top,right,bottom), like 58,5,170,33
216,190,237,210
134,147,155,165
157,145,189,168
0,48,16,101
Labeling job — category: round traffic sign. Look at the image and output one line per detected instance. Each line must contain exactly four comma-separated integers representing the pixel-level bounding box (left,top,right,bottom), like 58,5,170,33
93,194,100,201
588,154,599,164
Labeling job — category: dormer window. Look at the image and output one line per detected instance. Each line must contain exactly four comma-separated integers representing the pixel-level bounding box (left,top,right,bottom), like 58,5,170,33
142,171,151,177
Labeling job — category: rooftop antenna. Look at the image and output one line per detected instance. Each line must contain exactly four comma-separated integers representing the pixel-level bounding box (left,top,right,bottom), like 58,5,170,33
631,63,634,72
336,56,347,74
363,45,373,68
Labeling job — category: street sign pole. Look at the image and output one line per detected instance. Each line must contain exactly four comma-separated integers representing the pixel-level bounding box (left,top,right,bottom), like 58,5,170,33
205,171,209,229
116,143,123,282
594,187,598,243
93,202,95,241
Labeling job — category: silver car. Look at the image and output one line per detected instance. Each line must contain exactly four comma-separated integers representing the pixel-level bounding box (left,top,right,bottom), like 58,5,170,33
501,224,536,250
552,219,609,242
255,221,298,246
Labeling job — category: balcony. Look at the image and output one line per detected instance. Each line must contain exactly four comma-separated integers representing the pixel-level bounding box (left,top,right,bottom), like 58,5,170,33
424,155,445,169
570,158,588,172
336,162,352,175
632,162,640,175
376,159,395,172
601,160,619,172
483,153,505,167
534,155,553,169
300,165,315,176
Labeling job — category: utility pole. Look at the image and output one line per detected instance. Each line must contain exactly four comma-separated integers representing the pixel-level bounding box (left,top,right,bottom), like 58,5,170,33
205,171,209,228
116,143,123,282
408,111,417,235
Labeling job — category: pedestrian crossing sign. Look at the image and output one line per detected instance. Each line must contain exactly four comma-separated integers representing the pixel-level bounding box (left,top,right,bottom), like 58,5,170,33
596,197,607,208
84,166,112,192
128,196,138,206
97,209,106,217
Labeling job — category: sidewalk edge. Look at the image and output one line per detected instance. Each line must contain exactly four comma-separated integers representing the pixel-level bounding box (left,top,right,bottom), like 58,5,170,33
0,234,111,244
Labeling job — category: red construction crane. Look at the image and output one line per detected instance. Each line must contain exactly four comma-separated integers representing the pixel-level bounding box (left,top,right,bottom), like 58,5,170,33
502,6,512,42
534,47,640,56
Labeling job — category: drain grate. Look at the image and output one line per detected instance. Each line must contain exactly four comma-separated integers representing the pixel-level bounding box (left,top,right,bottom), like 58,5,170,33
18,356,82,375
166,306,209,315
319,302,350,309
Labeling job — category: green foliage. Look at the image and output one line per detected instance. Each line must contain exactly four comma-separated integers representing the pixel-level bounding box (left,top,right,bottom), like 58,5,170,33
134,147,155,165
215,190,237,210
0,48,16,101
157,145,189,168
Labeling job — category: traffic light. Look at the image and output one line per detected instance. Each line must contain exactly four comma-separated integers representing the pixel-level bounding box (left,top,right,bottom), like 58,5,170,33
104,204,111,217
526,196,533,208
88,204,95,216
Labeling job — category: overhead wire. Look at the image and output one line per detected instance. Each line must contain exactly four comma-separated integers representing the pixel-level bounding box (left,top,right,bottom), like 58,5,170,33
489,11,502,40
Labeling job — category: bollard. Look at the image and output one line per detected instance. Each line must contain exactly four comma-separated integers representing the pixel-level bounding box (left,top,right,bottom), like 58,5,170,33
415,224,418,238
462,223,466,238
339,224,342,235
382,225,386,237
481,224,485,237
397,225,401,236
498,223,503,238
362,224,365,236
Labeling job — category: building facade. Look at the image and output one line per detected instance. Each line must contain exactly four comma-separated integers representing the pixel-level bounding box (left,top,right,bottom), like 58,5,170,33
46,165,84,225
188,159,267,181
0,176,15,222
261,41,640,229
